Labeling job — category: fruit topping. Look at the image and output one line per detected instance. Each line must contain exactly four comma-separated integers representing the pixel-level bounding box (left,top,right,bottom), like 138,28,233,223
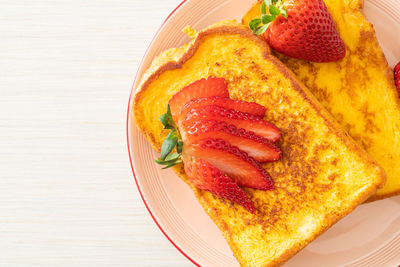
394,62,400,95
156,77,281,213
182,152,255,213
180,96,267,121
186,138,274,190
168,77,228,122
181,119,281,162
183,105,280,142
155,105,183,169
249,0,346,62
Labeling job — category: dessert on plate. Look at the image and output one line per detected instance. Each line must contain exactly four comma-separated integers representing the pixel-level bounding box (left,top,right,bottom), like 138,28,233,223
132,0,399,265
133,18,386,265
243,0,400,201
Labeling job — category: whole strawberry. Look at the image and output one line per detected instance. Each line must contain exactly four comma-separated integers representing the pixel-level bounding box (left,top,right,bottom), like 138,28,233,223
249,0,346,62
394,62,400,96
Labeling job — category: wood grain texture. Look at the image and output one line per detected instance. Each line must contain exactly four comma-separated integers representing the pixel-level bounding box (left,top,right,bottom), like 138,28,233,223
0,0,191,265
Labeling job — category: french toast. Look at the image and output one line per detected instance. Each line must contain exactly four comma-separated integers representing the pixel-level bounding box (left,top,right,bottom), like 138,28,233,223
133,21,385,266
243,0,400,201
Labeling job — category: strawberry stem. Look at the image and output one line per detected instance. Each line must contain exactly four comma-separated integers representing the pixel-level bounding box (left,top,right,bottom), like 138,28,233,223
156,104,183,169
249,0,288,35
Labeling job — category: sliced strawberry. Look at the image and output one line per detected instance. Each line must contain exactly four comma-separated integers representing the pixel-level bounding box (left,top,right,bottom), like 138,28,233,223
181,119,281,162
179,96,266,122
182,152,255,213
183,105,280,142
168,77,229,122
394,62,400,96
185,138,274,190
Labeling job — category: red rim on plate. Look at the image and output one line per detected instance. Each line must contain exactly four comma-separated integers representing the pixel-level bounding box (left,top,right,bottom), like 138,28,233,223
126,1,199,266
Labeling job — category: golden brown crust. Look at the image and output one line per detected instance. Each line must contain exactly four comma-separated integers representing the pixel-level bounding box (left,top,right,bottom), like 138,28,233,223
349,10,400,200
261,55,386,266
366,190,400,202
133,21,385,266
172,158,384,267
133,60,181,152
269,169,384,266
266,56,382,170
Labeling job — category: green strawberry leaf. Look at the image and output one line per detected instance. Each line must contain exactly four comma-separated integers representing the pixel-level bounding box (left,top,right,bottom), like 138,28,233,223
262,14,275,24
158,105,176,130
162,160,182,169
254,24,270,35
155,152,180,165
166,105,177,128
280,7,288,18
159,113,168,127
260,1,267,15
156,105,184,167
251,0,288,36
155,158,177,165
264,0,272,6
160,130,178,160
165,152,180,161
269,5,281,16
176,141,183,154
249,18,262,31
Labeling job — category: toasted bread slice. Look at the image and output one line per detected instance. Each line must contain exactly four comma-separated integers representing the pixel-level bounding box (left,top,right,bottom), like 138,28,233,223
133,21,385,266
243,0,400,201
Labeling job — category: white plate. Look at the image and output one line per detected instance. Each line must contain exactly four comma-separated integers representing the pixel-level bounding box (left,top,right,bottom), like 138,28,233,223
127,0,400,265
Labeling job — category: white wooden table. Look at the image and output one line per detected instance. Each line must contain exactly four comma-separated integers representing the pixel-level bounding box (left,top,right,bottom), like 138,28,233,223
0,0,192,265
